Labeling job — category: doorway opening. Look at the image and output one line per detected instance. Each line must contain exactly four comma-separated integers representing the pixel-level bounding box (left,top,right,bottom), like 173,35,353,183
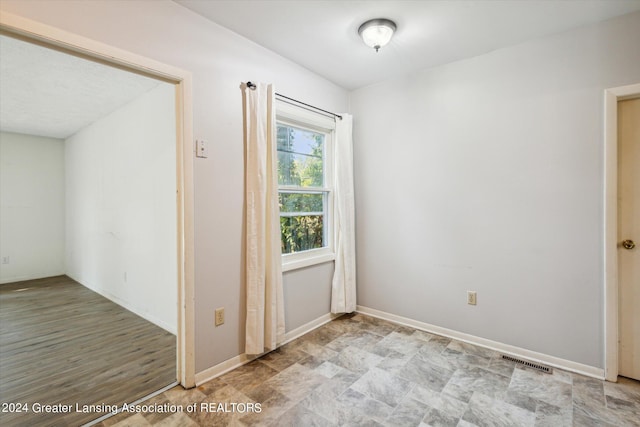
0,11,195,426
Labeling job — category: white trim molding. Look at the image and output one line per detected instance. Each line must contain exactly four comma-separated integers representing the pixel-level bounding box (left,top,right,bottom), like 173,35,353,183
357,305,605,380
603,83,640,382
0,11,196,388
282,253,335,272
276,101,337,273
195,353,260,386
68,274,177,335
195,312,337,386
282,312,339,344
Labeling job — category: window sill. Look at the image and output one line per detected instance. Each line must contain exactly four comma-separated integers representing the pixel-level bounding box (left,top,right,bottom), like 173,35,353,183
282,252,335,272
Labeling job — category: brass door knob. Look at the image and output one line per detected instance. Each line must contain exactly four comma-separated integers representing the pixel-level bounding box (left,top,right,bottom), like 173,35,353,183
622,240,636,250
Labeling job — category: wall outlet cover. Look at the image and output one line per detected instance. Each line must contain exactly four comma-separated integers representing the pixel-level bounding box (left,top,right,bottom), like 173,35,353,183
467,291,477,305
215,307,224,326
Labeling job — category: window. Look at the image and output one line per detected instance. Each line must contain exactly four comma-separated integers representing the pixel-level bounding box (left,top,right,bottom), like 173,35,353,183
276,102,335,271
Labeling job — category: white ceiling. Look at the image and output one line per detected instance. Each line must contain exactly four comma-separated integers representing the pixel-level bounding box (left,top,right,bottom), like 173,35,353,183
0,35,161,139
176,0,640,90
2,1,638,139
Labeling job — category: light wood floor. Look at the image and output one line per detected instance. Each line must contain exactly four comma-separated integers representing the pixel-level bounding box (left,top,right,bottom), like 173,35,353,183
0,275,176,426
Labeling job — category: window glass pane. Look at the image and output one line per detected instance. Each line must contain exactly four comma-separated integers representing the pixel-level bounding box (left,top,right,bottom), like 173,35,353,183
279,192,323,214
277,124,324,187
280,215,324,254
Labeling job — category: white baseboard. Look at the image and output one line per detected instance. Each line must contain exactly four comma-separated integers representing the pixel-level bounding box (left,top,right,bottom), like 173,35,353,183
282,312,340,344
0,271,65,285
94,287,177,335
356,305,605,380
1,272,176,335
66,273,177,335
194,353,260,386
194,312,337,386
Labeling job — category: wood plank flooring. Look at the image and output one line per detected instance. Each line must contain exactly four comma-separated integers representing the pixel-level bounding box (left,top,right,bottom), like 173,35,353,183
0,275,176,426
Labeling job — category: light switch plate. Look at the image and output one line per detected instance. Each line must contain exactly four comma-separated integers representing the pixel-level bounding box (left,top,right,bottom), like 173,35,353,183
196,139,208,158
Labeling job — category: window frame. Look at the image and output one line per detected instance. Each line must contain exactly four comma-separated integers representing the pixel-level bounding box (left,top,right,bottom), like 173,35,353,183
276,100,336,272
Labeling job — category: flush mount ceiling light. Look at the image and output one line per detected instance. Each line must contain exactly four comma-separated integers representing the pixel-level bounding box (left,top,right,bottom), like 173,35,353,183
358,18,397,52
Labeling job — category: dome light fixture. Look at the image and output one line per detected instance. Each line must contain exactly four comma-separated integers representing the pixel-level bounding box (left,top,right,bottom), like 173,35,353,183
358,18,397,53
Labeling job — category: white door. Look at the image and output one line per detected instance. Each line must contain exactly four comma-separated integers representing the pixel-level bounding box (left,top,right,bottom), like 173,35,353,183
618,97,640,381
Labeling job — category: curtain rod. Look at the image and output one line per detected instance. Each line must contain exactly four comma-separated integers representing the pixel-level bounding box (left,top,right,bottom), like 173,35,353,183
246,81,343,120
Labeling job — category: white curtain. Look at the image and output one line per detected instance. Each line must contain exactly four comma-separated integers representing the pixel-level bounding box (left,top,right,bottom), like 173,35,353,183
331,114,357,314
244,82,285,355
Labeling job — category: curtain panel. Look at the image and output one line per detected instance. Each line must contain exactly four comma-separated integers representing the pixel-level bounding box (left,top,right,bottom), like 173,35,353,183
331,114,357,314
244,82,285,355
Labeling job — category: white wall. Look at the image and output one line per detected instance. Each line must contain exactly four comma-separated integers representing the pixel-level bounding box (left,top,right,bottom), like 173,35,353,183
0,132,65,284
283,262,333,331
350,11,640,369
65,83,177,333
0,0,349,372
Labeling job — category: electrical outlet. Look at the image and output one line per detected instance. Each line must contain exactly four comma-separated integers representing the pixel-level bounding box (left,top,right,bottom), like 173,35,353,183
215,307,225,326
467,291,477,305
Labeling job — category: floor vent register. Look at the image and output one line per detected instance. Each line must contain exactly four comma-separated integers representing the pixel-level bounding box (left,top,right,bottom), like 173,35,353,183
501,354,553,374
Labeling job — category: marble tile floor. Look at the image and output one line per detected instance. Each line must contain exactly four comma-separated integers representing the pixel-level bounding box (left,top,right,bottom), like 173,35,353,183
97,313,639,427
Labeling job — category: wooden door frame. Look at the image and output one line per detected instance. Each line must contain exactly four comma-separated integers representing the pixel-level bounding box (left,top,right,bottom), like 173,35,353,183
604,83,640,382
0,11,196,388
